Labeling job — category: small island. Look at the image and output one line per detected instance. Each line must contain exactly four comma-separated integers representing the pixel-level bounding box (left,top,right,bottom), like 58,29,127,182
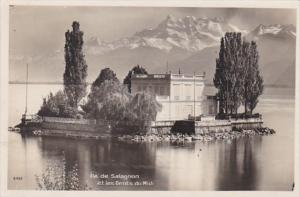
14,21,275,141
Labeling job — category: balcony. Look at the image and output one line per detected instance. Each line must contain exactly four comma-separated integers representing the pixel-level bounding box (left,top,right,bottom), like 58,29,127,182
170,74,205,80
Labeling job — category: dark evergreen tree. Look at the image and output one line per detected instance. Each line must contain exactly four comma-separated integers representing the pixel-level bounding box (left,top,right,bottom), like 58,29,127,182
214,37,227,114
241,40,251,115
92,68,119,90
227,32,244,115
214,32,244,115
123,65,148,93
244,41,264,114
63,21,88,108
214,32,263,117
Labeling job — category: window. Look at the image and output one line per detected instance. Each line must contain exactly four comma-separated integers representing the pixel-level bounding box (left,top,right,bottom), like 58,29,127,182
160,86,165,95
173,84,180,100
209,105,214,115
196,84,203,98
155,86,159,94
184,84,192,100
148,86,153,94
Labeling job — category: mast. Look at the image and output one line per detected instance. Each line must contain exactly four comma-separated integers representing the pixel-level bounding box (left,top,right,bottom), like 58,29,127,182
194,71,196,121
166,61,169,74
25,64,28,115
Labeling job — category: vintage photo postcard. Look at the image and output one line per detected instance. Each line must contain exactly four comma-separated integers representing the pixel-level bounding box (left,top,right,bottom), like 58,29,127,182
0,0,299,197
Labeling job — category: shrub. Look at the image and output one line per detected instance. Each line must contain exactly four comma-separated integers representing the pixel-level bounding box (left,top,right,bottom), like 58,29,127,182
37,90,78,118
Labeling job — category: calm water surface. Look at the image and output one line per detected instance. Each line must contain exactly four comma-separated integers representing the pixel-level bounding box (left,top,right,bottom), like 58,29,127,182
7,85,295,190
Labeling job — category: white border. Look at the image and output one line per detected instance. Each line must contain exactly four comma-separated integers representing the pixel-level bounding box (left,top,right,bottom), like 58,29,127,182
1,1,299,197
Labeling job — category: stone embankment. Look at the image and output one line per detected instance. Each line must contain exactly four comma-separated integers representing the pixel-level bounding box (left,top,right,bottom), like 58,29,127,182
117,127,275,143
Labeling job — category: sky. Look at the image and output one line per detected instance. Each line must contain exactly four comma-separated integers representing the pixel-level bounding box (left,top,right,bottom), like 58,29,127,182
9,6,297,57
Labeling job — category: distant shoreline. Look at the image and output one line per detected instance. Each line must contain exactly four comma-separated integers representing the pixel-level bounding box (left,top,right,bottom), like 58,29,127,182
8,81,296,88
9,81,93,85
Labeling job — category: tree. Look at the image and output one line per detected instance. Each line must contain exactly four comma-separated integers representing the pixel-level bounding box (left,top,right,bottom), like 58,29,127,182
123,65,148,93
92,68,119,88
214,32,244,115
225,32,244,115
84,68,120,115
63,21,88,108
127,92,162,130
84,80,162,133
214,37,227,114
37,91,77,118
244,41,264,114
91,68,119,93
214,32,263,117
241,40,251,115
83,80,130,119
99,91,130,121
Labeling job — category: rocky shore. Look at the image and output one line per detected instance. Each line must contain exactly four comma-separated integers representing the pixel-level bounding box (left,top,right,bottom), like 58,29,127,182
10,126,275,142
117,127,276,143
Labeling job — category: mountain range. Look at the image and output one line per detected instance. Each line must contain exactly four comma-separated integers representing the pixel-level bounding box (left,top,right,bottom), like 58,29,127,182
10,15,296,88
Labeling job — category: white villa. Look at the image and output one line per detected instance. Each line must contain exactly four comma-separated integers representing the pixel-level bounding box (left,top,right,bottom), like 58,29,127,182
131,73,218,121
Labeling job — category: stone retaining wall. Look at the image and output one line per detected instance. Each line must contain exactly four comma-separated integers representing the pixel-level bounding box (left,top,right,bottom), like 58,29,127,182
150,118,263,134
41,122,110,133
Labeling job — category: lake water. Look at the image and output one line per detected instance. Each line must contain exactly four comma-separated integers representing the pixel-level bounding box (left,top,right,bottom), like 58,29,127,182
7,84,295,190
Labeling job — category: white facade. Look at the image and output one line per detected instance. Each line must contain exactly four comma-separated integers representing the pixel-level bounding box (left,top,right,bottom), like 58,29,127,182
131,73,217,121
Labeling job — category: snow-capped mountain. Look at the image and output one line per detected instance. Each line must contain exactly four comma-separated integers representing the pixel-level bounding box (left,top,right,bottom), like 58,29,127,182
248,24,296,40
10,15,296,88
85,15,248,54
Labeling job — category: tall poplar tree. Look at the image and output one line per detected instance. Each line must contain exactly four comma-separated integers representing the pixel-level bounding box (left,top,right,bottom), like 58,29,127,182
241,40,251,115
244,41,264,114
214,32,244,115
214,33,263,117
214,37,227,114
63,21,88,108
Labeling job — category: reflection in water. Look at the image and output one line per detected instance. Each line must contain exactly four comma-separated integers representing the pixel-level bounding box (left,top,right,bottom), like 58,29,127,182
37,138,157,190
8,128,293,190
11,133,271,190
216,137,259,190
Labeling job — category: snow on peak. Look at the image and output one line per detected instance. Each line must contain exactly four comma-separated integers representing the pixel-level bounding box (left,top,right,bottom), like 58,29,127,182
251,24,296,39
129,15,248,52
85,15,291,55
